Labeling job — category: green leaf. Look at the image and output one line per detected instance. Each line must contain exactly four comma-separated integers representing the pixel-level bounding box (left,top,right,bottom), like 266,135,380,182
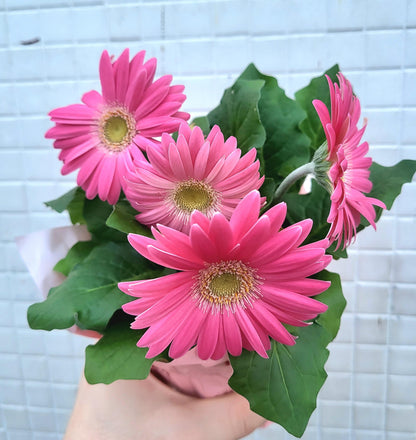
53,240,96,276
207,78,266,155
106,200,152,237
355,159,416,233
229,270,345,438
295,64,340,150
45,187,79,213
45,186,86,224
230,328,328,438
259,177,276,208
326,241,348,260
283,180,331,242
27,242,163,332
238,64,310,185
191,116,210,136
83,196,126,243
369,159,416,211
67,187,87,224
314,271,346,341
85,311,170,384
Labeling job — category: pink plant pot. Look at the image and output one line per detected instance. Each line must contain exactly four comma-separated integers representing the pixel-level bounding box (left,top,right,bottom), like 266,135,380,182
151,348,233,398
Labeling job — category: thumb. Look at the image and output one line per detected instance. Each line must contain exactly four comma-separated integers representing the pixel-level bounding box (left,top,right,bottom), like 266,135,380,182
192,391,266,440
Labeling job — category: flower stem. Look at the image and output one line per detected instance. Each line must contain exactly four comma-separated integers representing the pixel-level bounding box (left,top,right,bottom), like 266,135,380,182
272,162,315,203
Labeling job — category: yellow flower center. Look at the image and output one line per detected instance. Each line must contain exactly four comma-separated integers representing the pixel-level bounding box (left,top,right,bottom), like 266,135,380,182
209,273,241,298
104,116,128,144
98,107,136,152
173,180,216,214
194,261,261,313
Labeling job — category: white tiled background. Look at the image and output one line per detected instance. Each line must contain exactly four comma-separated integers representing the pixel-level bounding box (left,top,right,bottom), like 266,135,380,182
0,1,415,439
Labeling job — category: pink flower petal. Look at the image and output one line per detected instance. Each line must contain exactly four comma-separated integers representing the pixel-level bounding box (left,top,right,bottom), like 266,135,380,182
223,312,243,356
76,149,102,185
130,283,192,328
249,226,302,266
135,75,172,120
168,306,205,358
193,141,210,180
125,69,147,112
45,124,91,139
208,213,234,256
138,300,195,358
230,191,261,242
197,313,220,360
119,271,194,298
211,318,227,360
231,215,271,260
250,301,296,345
262,284,328,315
49,104,96,123
190,210,211,233
82,90,104,108
61,147,98,175
99,50,116,103
114,48,130,102
261,247,326,273
234,308,268,358
148,246,204,271
189,224,219,262
152,225,204,265
168,141,187,180
277,278,331,297
58,138,96,163
96,155,116,203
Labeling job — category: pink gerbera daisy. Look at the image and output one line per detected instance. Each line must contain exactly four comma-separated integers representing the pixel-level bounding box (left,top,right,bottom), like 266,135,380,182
313,73,385,248
119,191,331,361
45,49,190,205
124,123,265,232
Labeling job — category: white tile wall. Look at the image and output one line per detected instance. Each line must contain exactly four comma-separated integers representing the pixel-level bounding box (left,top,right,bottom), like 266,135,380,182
0,1,415,440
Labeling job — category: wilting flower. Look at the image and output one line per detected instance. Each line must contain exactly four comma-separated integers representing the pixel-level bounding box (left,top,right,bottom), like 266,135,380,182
313,73,385,248
45,49,189,205
124,123,264,232
119,191,331,361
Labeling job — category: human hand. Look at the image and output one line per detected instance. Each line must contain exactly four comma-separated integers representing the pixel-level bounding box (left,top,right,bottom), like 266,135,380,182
64,373,265,440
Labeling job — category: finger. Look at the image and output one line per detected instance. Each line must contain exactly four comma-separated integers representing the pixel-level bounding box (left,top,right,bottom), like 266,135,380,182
191,391,266,440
